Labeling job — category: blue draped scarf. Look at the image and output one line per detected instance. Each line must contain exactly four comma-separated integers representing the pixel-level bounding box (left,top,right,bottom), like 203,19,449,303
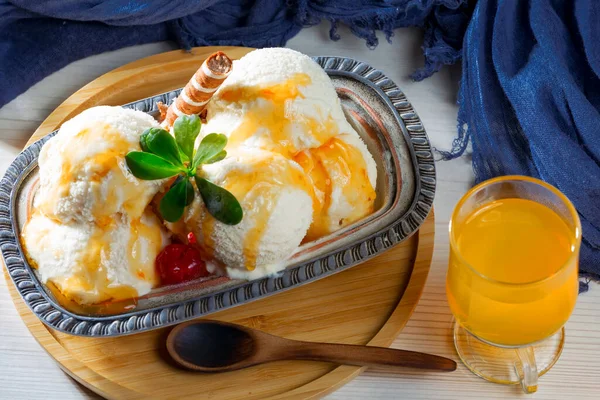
0,0,471,107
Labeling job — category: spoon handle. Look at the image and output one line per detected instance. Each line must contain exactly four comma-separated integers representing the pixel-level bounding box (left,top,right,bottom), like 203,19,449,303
287,342,456,371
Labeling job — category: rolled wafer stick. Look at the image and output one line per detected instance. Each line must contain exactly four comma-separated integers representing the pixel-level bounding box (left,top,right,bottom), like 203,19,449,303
162,51,233,128
156,101,169,122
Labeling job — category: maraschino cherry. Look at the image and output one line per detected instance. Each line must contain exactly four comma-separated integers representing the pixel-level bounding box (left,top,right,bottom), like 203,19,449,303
156,238,208,285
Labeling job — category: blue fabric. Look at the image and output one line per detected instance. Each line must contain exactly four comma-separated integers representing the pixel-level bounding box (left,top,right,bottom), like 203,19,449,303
446,0,600,277
0,0,471,108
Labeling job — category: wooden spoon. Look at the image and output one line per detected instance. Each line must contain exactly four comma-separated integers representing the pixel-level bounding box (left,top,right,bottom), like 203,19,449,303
166,320,457,372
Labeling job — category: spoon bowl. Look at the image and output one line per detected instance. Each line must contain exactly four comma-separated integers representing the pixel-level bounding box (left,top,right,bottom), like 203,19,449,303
167,320,457,373
169,321,259,370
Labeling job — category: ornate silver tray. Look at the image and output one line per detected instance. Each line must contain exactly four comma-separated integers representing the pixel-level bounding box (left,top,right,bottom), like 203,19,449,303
0,56,435,337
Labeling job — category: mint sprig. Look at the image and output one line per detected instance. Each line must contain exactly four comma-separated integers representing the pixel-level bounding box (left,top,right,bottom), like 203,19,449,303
125,115,243,225
193,133,228,168
173,115,201,162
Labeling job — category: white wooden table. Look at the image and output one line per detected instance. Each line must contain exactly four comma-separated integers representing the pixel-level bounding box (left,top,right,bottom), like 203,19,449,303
0,22,598,400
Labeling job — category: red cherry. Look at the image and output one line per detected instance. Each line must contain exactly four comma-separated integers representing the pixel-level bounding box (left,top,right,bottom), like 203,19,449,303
156,244,209,285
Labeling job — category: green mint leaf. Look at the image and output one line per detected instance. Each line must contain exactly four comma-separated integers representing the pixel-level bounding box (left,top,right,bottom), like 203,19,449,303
204,150,227,164
144,127,183,167
159,177,195,222
173,115,201,162
182,177,195,206
193,133,227,169
125,152,182,180
195,177,243,225
179,148,189,163
140,129,151,152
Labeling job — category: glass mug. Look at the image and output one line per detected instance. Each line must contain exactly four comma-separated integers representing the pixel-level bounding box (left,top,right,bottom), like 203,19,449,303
447,176,580,393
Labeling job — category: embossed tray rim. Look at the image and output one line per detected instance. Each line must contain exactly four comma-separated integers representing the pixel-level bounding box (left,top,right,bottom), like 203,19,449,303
0,56,436,337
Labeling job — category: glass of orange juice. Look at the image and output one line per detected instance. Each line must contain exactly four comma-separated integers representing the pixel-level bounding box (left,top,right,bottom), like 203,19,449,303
447,176,580,393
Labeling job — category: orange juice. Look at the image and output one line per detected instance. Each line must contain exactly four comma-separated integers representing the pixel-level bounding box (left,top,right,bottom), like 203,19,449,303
447,198,579,346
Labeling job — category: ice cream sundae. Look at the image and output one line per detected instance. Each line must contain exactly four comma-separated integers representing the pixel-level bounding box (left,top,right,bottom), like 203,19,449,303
21,48,377,307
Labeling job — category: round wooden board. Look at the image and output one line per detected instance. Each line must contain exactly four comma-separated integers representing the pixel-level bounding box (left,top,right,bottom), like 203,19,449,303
4,46,435,400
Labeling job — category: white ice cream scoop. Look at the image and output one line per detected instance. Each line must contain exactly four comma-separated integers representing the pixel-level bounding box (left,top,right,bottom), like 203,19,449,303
36,106,166,224
182,147,314,279
22,209,169,305
199,48,360,157
294,132,378,241
198,48,378,243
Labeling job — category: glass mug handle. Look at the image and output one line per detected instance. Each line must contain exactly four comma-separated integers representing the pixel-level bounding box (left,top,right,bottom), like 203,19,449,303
515,347,538,393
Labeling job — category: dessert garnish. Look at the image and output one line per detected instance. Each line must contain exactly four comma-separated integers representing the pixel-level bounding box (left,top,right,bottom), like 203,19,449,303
20,49,380,311
158,51,233,128
156,243,209,285
125,114,242,225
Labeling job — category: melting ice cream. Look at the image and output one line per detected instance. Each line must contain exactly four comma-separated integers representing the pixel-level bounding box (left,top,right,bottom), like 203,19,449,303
23,106,169,304
21,48,378,305
189,48,377,278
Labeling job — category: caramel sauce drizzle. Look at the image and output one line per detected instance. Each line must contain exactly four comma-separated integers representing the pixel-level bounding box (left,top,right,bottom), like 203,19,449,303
199,73,376,271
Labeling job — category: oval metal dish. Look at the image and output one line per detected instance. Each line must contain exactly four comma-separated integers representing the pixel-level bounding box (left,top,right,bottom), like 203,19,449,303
0,56,435,337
